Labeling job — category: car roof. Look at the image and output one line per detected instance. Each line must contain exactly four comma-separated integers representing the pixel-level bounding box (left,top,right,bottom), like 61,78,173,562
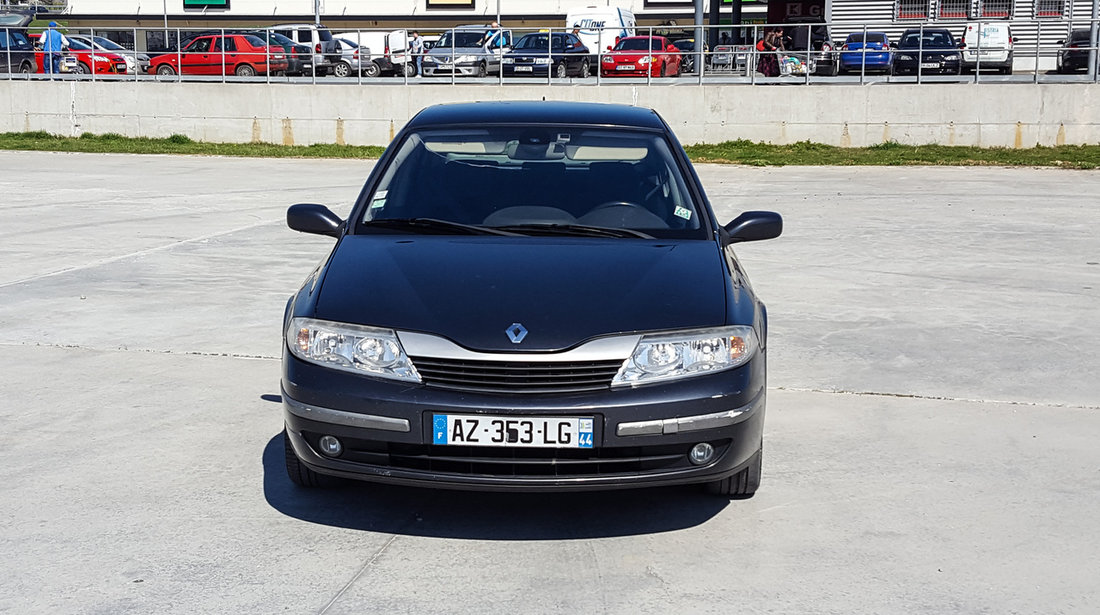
901,28,952,34
407,101,666,131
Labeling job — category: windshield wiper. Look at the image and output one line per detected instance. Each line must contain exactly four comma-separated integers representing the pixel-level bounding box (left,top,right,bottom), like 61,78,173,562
493,223,653,239
364,218,520,236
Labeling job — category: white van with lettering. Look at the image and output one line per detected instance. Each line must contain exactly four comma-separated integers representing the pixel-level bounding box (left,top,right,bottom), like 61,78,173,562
566,5,635,53
960,22,1016,74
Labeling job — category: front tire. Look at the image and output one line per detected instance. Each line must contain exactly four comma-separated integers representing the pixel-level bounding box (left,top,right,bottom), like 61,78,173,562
284,429,332,488
476,61,488,78
401,62,417,77
705,444,762,498
74,62,90,75
156,64,176,76
554,62,567,79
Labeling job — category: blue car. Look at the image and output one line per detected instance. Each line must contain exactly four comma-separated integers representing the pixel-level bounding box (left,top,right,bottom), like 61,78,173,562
840,31,892,73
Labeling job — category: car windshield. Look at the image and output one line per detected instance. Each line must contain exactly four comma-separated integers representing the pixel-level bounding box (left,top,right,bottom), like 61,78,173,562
67,38,92,51
513,33,564,51
359,126,704,239
615,38,662,51
899,31,955,48
92,36,126,51
436,30,486,48
672,40,695,51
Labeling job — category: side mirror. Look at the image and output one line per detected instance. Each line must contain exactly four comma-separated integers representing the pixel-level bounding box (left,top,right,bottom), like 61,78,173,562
722,211,782,245
288,203,344,237
958,43,966,49
1055,39,1065,45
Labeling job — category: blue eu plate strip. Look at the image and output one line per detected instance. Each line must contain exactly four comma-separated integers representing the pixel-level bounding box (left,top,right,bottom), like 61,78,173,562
433,414,448,445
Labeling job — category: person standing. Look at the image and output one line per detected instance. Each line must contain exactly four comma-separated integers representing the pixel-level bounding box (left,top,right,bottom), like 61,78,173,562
40,21,68,77
409,30,424,77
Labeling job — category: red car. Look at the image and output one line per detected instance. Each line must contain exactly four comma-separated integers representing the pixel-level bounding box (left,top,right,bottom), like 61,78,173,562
600,35,682,78
150,34,288,77
32,35,128,75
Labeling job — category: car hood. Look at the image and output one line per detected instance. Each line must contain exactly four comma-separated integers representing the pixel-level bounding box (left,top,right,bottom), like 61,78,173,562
314,236,731,352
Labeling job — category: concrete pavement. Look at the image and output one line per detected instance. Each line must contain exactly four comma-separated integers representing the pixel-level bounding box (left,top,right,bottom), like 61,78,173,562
1,152,1097,614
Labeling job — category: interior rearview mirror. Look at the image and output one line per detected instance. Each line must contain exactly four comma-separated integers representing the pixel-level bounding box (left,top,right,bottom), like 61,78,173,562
287,203,344,238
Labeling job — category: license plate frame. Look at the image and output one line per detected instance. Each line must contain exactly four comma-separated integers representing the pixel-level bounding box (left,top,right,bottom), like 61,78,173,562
920,61,940,69
515,65,533,72
616,64,635,70
432,413,594,449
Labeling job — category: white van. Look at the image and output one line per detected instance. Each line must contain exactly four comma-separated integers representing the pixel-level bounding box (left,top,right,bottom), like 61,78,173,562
960,22,1016,74
565,5,635,53
333,29,413,77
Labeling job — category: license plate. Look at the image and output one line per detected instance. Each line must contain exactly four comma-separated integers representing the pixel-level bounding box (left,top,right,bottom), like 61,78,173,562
616,64,635,70
515,66,532,72
920,62,940,69
432,414,594,448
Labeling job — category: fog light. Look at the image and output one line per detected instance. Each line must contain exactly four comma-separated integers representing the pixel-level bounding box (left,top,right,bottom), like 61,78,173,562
318,435,343,457
689,442,715,465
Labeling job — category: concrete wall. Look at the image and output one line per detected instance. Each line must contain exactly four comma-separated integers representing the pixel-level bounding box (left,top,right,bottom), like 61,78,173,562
2,80,1099,147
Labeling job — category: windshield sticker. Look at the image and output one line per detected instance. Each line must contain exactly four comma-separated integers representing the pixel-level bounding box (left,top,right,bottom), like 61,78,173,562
674,206,692,220
370,190,387,208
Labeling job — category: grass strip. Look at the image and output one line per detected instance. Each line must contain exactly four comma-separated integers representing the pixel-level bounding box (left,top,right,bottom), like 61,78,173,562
2,131,1098,169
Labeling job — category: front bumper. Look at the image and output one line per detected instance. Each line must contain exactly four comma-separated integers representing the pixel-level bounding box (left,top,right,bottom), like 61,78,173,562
282,352,766,491
422,61,481,76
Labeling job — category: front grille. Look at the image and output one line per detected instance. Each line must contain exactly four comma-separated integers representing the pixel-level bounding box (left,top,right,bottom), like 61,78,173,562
410,356,624,394
328,439,731,478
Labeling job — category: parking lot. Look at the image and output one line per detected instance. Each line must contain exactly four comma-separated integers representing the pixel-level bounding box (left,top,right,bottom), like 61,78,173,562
1,151,1098,613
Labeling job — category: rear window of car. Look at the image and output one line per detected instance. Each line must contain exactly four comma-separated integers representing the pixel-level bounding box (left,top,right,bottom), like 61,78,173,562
1070,31,1091,43
318,28,333,42
360,126,705,239
846,33,887,44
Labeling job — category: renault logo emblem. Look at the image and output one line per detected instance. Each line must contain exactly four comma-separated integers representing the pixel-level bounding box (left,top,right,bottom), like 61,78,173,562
505,323,528,344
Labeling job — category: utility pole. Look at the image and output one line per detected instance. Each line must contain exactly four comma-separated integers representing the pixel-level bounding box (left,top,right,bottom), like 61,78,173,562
695,0,703,73
315,0,321,26
497,0,501,27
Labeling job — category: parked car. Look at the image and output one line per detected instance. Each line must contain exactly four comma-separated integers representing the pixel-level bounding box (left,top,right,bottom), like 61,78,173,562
892,28,962,75
270,23,338,76
502,31,590,78
281,100,782,497
781,17,839,76
839,31,892,73
960,22,1015,74
333,29,415,77
421,24,512,77
66,34,150,74
670,38,708,74
148,33,287,77
331,37,367,77
35,36,127,75
0,25,36,74
600,35,681,77
1056,29,1097,74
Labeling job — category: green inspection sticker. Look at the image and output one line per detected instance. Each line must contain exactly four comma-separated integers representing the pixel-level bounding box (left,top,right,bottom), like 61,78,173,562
674,206,692,220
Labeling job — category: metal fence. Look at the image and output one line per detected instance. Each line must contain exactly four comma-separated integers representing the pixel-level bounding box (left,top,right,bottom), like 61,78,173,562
2,20,1098,85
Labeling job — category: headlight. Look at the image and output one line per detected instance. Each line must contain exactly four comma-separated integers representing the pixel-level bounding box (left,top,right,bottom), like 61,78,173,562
898,54,914,60
93,55,110,62
612,326,758,387
501,57,514,64
423,56,437,63
637,56,653,64
455,55,476,63
601,56,614,63
287,317,421,383
944,54,960,61
534,57,552,65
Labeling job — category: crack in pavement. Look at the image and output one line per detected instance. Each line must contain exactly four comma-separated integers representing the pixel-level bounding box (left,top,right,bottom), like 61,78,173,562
316,534,399,615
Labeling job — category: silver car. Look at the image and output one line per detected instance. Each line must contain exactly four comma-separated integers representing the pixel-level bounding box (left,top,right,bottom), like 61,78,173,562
332,37,367,77
421,25,511,77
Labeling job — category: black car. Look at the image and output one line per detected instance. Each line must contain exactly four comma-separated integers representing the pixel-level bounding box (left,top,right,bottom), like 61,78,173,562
892,28,963,75
670,38,707,74
1056,29,1098,74
282,101,782,497
502,31,591,78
